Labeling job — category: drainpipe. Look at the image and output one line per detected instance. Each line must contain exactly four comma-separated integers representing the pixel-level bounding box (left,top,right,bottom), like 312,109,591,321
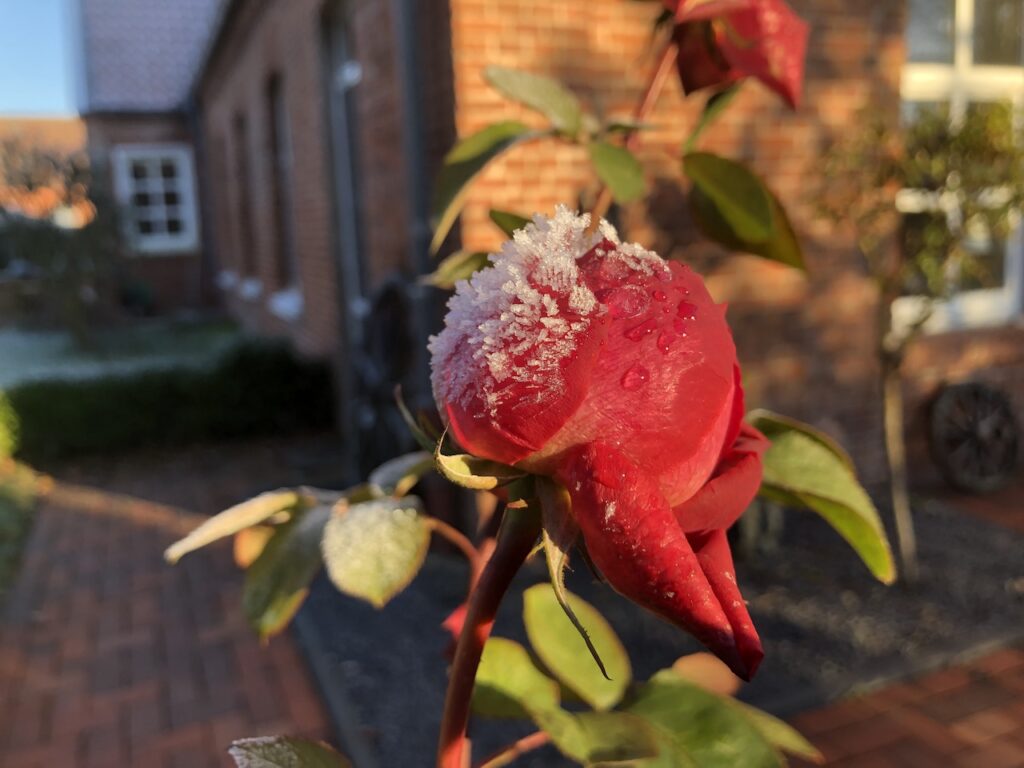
391,0,435,408
185,95,217,309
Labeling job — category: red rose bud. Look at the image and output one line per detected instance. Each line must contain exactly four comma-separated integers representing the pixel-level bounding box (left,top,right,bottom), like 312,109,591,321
429,208,766,680
671,0,809,110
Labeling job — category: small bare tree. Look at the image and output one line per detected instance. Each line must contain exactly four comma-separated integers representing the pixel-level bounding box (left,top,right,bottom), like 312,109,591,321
819,103,1024,582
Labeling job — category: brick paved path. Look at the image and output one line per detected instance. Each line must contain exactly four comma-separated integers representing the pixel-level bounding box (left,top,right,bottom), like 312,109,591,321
0,482,329,768
791,645,1024,767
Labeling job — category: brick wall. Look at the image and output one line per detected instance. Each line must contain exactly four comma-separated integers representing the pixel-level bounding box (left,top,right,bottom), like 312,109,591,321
197,0,426,359
83,112,204,311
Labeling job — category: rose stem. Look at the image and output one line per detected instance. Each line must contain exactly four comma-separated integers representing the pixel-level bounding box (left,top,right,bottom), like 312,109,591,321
588,37,679,231
426,516,481,567
475,731,551,768
436,506,542,768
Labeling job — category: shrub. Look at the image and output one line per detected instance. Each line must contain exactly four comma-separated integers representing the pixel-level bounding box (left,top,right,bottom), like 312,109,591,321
0,392,17,459
6,340,335,463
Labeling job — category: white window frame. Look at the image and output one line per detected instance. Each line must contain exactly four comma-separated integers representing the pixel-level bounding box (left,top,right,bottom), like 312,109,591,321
111,144,200,255
899,0,1024,333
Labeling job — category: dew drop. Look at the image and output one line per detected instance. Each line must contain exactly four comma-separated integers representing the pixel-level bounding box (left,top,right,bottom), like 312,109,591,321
597,284,650,320
624,318,658,341
677,300,697,319
621,364,649,391
657,331,675,354
652,289,667,302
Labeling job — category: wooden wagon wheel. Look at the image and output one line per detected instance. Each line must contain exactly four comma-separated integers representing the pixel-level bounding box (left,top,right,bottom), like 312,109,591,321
929,382,1019,494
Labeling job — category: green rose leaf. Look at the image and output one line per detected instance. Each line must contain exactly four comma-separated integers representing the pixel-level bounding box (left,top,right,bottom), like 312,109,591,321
321,497,430,608
431,121,541,253
589,141,646,203
483,66,584,136
472,637,561,719
243,505,331,639
421,250,492,289
683,152,774,244
623,671,782,768
537,477,610,680
732,701,824,763
394,385,436,453
522,584,631,711
684,84,743,152
750,409,896,584
489,208,531,238
228,736,350,768
164,489,311,564
435,439,526,491
534,710,661,766
367,451,435,497
689,178,805,270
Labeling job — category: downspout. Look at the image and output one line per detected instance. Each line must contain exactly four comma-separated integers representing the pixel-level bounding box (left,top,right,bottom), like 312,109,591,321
391,0,435,407
185,94,217,308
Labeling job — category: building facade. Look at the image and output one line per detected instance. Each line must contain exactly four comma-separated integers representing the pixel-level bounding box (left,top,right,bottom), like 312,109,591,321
69,0,223,311
70,0,1024,486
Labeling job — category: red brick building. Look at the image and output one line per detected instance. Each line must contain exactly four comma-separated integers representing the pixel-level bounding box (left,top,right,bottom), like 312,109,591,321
69,0,222,311
76,0,1024,484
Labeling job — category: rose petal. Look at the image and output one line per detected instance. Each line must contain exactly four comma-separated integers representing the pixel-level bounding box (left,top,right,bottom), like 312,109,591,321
687,528,763,678
716,0,809,109
560,442,758,680
673,21,741,96
664,0,754,23
675,423,768,532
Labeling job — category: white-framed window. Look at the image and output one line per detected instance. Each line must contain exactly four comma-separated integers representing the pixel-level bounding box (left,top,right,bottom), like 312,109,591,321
899,0,1024,332
112,144,200,255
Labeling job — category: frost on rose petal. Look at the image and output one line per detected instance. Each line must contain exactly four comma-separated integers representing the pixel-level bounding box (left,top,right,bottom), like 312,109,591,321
429,206,666,417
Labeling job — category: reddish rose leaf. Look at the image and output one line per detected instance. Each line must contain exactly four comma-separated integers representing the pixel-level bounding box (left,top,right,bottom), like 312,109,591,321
672,0,809,110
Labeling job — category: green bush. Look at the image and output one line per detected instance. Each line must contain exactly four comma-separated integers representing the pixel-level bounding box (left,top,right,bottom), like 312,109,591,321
6,341,335,463
0,392,17,459
0,462,38,597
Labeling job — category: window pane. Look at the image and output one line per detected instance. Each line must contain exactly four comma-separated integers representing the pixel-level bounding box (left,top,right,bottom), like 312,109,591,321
137,220,154,235
908,0,955,63
167,219,183,234
974,0,1024,65
132,192,151,207
160,160,178,179
131,161,148,180
164,191,179,205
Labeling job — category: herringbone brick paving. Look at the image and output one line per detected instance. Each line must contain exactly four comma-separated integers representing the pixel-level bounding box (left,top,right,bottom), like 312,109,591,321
0,481,329,768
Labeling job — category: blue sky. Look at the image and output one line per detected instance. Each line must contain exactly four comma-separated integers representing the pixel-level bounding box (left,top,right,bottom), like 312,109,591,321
0,0,75,115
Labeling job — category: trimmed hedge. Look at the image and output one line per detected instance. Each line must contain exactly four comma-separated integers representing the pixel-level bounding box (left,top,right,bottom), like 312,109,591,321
7,341,335,463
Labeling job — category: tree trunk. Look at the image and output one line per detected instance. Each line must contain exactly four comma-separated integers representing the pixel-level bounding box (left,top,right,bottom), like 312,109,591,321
878,300,919,584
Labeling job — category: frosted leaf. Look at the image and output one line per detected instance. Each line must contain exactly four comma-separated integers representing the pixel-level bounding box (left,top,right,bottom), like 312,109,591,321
429,206,669,418
229,736,350,767
321,498,430,609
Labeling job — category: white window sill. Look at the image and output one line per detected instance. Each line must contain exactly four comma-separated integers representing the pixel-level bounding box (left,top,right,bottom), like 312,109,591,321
238,278,263,301
215,270,239,290
267,285,304,322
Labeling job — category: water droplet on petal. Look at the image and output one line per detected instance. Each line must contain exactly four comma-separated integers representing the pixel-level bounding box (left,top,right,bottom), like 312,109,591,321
652,289,667,302
624,318,658,341
597,284,650,319
657,331,675,354
677,300,697,319
621,364,649,391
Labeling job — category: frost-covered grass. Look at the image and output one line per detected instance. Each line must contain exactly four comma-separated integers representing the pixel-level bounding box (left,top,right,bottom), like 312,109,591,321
0,319,241,389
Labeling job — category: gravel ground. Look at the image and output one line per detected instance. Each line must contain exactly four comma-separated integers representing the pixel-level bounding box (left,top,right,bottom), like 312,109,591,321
297,496,1024,767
